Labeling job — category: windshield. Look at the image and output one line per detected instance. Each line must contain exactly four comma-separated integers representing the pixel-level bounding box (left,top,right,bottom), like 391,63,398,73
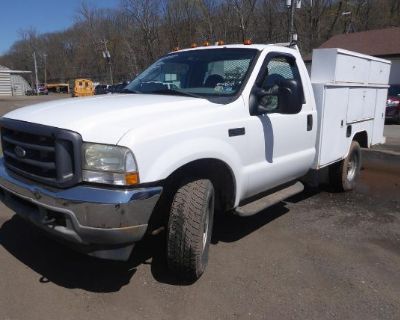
125,48,258,100
388,85,400,97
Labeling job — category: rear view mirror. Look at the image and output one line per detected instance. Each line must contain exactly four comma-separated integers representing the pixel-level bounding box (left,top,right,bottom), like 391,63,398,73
278,79,302,114
250,79,303,115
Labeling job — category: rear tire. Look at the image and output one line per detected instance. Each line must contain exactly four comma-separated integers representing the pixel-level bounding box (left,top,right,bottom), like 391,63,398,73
166,179,215,281
329,141,361,191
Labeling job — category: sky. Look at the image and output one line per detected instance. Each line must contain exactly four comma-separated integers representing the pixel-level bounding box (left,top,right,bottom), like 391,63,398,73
0,0,120,55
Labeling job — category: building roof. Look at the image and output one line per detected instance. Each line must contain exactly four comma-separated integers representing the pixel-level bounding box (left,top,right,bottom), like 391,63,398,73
0,65,31,74
319,27,400,56
305,27,400,61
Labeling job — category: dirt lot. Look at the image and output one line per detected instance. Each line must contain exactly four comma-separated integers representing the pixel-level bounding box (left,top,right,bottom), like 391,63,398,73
0,95,399,320
0,94,69,115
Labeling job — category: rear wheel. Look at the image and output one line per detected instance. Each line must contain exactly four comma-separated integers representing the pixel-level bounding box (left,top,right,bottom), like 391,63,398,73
329,141,361,191
166,179,215,281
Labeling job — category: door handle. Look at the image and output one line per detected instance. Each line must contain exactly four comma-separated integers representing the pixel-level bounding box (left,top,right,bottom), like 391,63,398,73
307,114,313,131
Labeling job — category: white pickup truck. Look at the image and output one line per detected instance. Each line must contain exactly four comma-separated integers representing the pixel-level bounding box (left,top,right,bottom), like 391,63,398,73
0,44,390,281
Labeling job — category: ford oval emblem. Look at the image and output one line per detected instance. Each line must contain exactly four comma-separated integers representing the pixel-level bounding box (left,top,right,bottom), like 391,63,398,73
14,145,26,158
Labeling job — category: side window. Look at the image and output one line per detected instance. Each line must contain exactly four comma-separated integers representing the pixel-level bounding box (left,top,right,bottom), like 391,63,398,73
263,56,298,86
260,55,304,112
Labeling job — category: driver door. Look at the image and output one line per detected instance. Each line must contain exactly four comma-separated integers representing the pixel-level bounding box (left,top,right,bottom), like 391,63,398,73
244,52,316,198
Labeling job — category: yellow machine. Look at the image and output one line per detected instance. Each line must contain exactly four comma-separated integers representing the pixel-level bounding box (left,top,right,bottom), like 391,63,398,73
71,79,94,97
47,83,69,94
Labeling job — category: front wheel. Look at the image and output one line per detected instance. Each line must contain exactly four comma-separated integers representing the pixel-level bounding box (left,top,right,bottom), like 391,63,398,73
166,179,215,281
329,141,362,191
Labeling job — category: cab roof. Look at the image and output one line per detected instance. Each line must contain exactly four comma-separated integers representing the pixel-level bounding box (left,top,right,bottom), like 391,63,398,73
175,43,298,54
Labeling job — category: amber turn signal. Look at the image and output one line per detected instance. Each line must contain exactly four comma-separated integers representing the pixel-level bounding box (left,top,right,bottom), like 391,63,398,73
125,172,139,185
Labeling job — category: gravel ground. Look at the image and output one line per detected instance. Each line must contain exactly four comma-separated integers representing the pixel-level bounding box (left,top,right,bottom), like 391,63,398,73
0,95,399,320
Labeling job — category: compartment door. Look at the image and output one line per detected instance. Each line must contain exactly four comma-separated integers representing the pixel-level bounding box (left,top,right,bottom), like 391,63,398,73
347,88,364,123
319,87,349,166
362,89,377,119
335,55,369,84
372,88,388,145
369,61,391,85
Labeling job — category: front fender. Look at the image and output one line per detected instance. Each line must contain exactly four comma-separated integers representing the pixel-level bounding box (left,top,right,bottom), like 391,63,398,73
135,137,246,205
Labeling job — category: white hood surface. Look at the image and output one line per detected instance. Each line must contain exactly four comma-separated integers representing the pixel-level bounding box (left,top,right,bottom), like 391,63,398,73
3,94,213,144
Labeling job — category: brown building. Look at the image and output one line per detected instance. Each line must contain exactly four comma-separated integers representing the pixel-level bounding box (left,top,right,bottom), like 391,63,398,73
305,27,400,84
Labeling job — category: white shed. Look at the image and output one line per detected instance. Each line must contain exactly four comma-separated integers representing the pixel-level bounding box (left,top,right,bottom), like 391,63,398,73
0,65,32,96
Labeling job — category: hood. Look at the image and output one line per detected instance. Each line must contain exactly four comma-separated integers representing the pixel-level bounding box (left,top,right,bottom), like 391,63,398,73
3,94,213,144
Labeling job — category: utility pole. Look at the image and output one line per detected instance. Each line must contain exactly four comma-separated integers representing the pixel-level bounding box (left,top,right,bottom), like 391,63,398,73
43,53,47,84
33,52,39,95
101,39,113,85
342,11,354,34
286,0,301,42
289,0,295,41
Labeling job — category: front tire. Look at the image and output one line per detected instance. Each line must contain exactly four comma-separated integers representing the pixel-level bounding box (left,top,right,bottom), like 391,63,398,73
166,179,215,281
329,141,361,191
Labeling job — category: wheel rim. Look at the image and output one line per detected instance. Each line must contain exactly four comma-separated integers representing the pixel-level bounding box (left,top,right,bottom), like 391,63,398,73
347,151,359,181
202,196,212,249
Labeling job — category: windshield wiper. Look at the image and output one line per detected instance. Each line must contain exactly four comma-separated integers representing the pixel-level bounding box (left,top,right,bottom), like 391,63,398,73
147,89,204,99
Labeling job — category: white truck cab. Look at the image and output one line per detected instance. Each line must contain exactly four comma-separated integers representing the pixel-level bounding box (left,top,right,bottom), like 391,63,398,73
0,44,390,281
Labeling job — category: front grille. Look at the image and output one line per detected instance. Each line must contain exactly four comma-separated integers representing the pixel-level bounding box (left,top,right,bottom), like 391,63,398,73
0,118,82,188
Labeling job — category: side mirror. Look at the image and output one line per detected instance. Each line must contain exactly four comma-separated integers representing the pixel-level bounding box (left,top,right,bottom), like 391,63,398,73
250,79,302,116
278,79,302,114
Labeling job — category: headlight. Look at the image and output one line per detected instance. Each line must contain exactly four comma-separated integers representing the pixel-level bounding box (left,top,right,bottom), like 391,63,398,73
82,143,139,186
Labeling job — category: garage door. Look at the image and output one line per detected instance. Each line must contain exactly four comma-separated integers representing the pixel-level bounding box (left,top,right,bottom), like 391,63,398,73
0,72,12,96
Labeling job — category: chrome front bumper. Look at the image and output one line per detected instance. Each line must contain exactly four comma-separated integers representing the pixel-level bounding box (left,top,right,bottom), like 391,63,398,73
0,158,162,261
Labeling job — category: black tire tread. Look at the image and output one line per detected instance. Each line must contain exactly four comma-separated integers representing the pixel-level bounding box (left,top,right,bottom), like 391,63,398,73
167,179,213,280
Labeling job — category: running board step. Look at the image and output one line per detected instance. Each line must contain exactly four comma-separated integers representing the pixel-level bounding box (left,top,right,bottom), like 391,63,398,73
235,181,304,217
